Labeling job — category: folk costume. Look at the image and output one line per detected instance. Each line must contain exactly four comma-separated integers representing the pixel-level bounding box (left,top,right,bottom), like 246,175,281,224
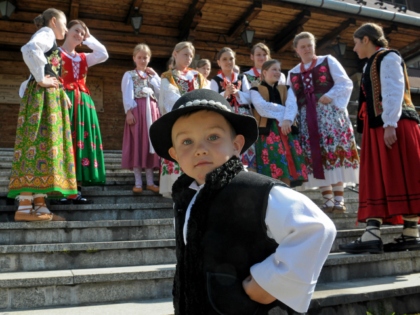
244,67,286,86
250,82,307,184
210,71,257,171
59,36,108,187
8,27,77,200
121,69,161,192
158,68,207,198
339,48,420,254
287,55,360,189
149,89,336,315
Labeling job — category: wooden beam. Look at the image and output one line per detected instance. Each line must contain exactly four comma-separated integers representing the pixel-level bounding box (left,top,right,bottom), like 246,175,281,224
69,0,79,20
178,0,206,41
227,0,262,38
273,10,311,53
400,39,420,59
317,18,356,50
125,0,143,25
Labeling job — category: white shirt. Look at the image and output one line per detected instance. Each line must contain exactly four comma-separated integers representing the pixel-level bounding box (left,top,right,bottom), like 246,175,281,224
243,68,287,85
210,72,251,105
363,49,405,128
121,70,161,114
286,55,353,112
181,179,336,313
250,85,298,126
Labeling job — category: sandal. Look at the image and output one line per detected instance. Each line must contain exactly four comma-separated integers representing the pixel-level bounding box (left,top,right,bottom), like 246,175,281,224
339,221,383,254
321,196,335,213
333,200,347,214
15,207,53,222
34,202,66,222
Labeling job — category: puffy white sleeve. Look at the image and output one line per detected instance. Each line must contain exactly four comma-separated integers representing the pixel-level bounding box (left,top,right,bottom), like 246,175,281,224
279,72,286,85
84,35,109,67
250,89,285,124
149,75,161,101
121,72,136,114
159,78,181,115
21,27,55,82
250,186,336,313
380,52,404,128
236,75,251,105
210,79,225,97
285,73,299,116
323,55,353,111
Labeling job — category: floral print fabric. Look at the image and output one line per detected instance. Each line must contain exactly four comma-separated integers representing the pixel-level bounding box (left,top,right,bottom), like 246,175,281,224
8,81,77,198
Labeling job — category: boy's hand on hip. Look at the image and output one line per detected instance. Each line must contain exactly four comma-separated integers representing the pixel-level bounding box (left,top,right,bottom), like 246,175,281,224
242,275,276,305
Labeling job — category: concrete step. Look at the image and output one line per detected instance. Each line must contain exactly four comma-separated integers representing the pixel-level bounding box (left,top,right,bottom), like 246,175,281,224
0,219,174,245
0,239,176,272
0,203,173,222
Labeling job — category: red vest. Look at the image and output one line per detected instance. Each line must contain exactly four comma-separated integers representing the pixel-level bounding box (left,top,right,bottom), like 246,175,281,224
60,51,91,95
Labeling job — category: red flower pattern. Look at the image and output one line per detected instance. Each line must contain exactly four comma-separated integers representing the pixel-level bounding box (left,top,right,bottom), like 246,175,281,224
81,158,90,166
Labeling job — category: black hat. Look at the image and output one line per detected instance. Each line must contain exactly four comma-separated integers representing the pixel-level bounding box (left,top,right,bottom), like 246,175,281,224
150,89,258,162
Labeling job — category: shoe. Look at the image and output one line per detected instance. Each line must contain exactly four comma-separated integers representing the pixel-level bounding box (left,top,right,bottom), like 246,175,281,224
51,213,66,221
332,200,346,214
384,235,420,252
321,196,334,213
146,185,159,193
15,208,53,222
50,198,72,205
133,186,143,194
339,238,384,254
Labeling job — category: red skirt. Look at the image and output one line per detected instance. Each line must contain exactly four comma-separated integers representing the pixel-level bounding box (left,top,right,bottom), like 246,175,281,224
358,117,420,225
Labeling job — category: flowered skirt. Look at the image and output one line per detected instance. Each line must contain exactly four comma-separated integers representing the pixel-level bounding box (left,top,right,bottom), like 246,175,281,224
237,106,257,172
67,89,106,186
159,159,183,199
299,103,360,189
256,120,307,185
8,81,77,199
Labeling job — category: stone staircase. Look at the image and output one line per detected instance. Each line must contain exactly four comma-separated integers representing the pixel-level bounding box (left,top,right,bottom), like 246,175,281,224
0,148,419,315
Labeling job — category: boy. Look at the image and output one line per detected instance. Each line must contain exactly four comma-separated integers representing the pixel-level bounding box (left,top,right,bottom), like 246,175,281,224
150,89,336,315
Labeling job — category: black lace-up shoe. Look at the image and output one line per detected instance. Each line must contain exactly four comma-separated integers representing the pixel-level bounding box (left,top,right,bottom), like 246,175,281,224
384,235,420,252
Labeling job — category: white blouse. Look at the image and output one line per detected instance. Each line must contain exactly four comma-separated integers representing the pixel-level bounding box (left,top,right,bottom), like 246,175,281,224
250,87,298,126
363,49,405,128
121,71,161,114
182,180,336,313
243,68,287,85
159,69,208,115
210,72,251,105
286,55,353,112
21,27,56,83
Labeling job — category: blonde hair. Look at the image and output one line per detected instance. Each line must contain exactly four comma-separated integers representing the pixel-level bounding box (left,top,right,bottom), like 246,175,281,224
261,59,281,82
34,8,65,29
251,43,271,59
217,47,236,60
293,32,316,48
354,23,389,48
172,42,195,68
196,59,211,69
133,43,152,57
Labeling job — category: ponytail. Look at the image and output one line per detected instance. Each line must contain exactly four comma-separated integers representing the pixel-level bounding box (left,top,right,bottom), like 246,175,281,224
33,8,65,29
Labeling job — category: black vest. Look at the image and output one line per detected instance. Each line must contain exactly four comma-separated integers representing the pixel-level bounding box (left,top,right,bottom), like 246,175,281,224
29,41,62,82
357,49,419,133
212,74,249,108
172,157,293,315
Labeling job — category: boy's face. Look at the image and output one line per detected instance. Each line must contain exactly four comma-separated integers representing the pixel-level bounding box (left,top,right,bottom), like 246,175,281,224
169,110,245,185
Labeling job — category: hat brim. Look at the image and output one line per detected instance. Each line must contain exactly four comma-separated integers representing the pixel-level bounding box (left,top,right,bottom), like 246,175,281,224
150,106,258,163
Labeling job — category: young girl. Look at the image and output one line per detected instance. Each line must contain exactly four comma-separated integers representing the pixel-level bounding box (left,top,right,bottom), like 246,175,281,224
8,8,77,221
250,60,307,186
244,43,286,87
210,47,256,171
196,59,211,83
121,44,161,194
59,20,108,203
340,23,420,254
159,42,207,198
287,32,359,213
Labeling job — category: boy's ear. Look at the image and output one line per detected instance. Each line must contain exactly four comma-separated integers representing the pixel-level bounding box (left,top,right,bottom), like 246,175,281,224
233,134,245,158
168,147,178,162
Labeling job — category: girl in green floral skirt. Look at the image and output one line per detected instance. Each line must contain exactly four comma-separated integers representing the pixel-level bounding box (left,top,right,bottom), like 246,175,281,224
8,9,77,222
250,60,307,186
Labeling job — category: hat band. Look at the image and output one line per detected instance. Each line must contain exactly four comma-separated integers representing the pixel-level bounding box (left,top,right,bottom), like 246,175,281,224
178,99,232,112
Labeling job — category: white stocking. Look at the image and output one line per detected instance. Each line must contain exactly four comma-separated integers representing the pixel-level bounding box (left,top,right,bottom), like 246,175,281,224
133,167,143,188
145,168,155,186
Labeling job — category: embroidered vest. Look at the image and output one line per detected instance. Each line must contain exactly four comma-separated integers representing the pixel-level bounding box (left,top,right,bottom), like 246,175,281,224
357,49,420,133
161,69,206,95
127,70,157,101
212,74,248,108
30,41,62,82
289,57,335,109
61,52,90,95
172,157,289,315
245,73,261,85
